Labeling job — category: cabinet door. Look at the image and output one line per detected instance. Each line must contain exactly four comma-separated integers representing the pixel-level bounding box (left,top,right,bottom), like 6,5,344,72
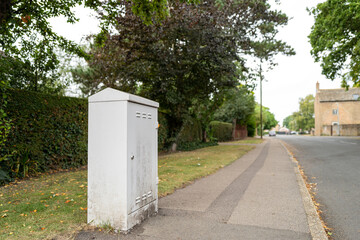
127,102,158,214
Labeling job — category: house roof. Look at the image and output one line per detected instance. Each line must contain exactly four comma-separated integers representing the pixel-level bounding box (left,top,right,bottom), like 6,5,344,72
318,88,360,102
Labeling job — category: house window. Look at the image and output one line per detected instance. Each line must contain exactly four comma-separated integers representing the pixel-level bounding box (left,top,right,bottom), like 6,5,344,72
353,94,359,100
332,109,338,115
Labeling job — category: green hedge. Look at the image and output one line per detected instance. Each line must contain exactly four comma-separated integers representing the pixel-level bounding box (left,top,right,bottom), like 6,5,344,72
176,117,202,146
158,112,168,151
247,115,256,137
209,121,233,142
0,89,88,183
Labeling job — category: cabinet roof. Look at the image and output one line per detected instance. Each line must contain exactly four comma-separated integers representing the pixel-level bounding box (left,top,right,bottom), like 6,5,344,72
88,88,159,108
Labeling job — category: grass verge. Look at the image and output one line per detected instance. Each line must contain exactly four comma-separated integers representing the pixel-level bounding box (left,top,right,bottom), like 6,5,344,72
0,170,88,240
0,144,254,239
158,144,254,196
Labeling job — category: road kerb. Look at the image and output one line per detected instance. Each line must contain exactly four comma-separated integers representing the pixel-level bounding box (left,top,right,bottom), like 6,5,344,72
280,140,328,240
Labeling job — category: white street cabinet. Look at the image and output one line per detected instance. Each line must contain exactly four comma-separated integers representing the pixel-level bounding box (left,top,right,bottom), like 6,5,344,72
87,88,159,231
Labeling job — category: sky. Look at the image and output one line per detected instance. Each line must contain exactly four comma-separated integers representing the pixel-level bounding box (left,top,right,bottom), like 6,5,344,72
50,0,342,125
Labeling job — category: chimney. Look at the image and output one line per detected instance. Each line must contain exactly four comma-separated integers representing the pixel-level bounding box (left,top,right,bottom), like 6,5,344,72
316,82,320,92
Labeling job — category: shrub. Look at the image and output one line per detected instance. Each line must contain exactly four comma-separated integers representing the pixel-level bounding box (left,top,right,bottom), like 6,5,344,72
0,89,87,183
176,117,202,146
158,112,169,151
209,121,233,142
246,115,256,137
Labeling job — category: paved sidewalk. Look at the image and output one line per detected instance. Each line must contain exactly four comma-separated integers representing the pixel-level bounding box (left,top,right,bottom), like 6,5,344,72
75,139,317,240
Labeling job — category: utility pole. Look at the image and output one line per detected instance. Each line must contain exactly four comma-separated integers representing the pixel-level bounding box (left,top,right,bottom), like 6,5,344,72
259,63,263,139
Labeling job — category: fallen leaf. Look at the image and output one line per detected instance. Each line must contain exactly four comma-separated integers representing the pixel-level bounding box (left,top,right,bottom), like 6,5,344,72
33,210,37,213
1,214,8,218
40,227,45,231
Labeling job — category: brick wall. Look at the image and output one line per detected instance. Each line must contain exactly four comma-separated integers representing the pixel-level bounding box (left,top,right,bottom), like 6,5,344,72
233,124,248,140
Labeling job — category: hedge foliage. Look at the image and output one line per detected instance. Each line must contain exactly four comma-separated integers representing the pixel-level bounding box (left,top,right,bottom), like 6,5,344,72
175,117,218,151
0,89,218,184
209,121,233,142
177,117,202,145
0,89,88,183
158,112,168,151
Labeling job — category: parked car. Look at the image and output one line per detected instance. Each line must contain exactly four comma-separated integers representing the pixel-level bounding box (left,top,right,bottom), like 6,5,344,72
269,130,276,137
290,131,297,135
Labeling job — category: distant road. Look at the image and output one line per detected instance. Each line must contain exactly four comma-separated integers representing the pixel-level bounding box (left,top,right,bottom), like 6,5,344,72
278,135,360,240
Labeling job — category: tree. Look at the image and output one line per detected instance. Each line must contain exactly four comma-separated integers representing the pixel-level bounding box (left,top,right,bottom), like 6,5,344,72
73,0,293,141
75,0,242,138
0,1,91,93
283,115,293,129
214,87,255,125
253,104,277,133
309,0,360,88
0,0,200,93
213,86,256,138
283,94,314,132
298,94,315,131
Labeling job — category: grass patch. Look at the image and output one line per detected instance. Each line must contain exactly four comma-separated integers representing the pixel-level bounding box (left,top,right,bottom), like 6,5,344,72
0,145,254,239
226,138,264,144
0,171,88,240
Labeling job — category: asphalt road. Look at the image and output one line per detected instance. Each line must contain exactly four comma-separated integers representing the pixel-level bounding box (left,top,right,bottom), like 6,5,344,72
278,135,360,240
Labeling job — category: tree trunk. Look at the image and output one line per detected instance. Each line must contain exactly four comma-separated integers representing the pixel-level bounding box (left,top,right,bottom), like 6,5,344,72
171,142,177,152
202,128,207,142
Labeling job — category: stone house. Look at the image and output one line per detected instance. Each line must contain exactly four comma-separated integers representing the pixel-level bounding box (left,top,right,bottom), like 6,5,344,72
314,82,360,136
